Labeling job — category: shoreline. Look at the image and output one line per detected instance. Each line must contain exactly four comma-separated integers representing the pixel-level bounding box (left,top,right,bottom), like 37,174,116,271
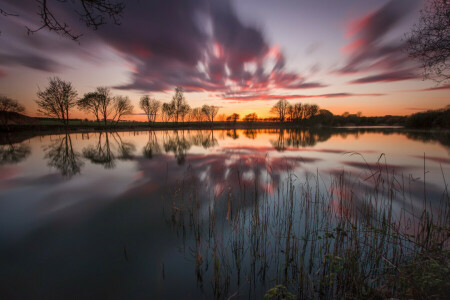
0,121,417,134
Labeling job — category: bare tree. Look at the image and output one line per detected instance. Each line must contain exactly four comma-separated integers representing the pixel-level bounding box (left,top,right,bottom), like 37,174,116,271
77,92,102,123
270,99,290,122
243,112,258,122
96,87,114,125
201,105,219,123
2,0,125,41
179,103,191,122
191,107,203,122
226,113,240,123
140,95,161,123
162,102,175,122
0,96,25,127
112,95,133,124
170,87,188,123
36,77,77,125
406,0,450,83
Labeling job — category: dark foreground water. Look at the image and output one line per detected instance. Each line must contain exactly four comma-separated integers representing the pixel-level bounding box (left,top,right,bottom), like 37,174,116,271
0,128,448,298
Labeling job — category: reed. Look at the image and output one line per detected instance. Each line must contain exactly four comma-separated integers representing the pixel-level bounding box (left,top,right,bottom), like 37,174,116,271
163,155,449,299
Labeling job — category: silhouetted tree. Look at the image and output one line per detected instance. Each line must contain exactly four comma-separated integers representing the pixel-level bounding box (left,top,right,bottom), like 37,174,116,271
227,113,240,123
179,103,191,122
0,96,25,127
406,0,450,83
162,102,175,122
77,92,103,123
191,107,203,122
243,113,258,122
270,99,289,122
139,96,161,123
96,87,114,125
170,87,188,123
1,0,125,41
112,95,133,124
201,105,219,123
36,77,77,126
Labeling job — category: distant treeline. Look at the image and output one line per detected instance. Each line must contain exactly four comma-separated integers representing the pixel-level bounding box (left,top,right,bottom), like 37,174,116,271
0,77,449,130
406,106,450,129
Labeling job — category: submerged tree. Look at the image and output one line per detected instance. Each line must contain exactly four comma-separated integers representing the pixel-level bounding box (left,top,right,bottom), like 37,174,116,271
36,77,78,126
406,0,450,83
0,96,25,128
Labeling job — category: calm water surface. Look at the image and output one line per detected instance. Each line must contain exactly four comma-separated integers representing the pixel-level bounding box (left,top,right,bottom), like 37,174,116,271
0,128,448,298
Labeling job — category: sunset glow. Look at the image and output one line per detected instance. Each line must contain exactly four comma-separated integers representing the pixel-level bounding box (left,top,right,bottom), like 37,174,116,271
0,0,448,120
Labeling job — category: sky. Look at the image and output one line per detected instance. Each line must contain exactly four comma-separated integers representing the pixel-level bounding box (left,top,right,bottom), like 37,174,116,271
0,0,448,121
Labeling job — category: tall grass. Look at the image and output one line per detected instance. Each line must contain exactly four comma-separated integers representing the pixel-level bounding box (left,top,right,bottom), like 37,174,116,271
163,156,449,299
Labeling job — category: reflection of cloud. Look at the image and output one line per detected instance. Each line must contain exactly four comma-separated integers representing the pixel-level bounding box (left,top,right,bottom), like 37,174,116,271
411,155,450,165
341,161,411,172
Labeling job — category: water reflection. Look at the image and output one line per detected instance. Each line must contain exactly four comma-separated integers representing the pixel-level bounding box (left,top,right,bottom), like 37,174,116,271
44,133,83,178
0,141,30,165
143,131,161,159
0,128,449,298
82,132,136,169
159,130,218,164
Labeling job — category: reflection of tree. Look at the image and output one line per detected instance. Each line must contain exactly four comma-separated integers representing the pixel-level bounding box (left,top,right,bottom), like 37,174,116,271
0,142,31,165
143,131,161,159
405,131,450,150
226,129,239,140
190,130,218,149
82,132,136,169
270,129,333,151
243,129,257,139
44,134,84,178
163,131,191,165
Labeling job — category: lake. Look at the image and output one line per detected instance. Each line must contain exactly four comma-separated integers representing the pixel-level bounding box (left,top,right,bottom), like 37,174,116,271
0,128,448,298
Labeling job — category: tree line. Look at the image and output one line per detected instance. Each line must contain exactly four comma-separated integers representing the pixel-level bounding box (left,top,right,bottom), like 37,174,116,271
0,77,449,129
30,77,225,126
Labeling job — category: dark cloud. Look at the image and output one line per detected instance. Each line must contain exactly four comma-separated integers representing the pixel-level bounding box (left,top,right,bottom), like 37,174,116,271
420,83,450,91
221,92,384,101
0,52,65,72
338,0,421,83
349,69,419,84
89,0,319,94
